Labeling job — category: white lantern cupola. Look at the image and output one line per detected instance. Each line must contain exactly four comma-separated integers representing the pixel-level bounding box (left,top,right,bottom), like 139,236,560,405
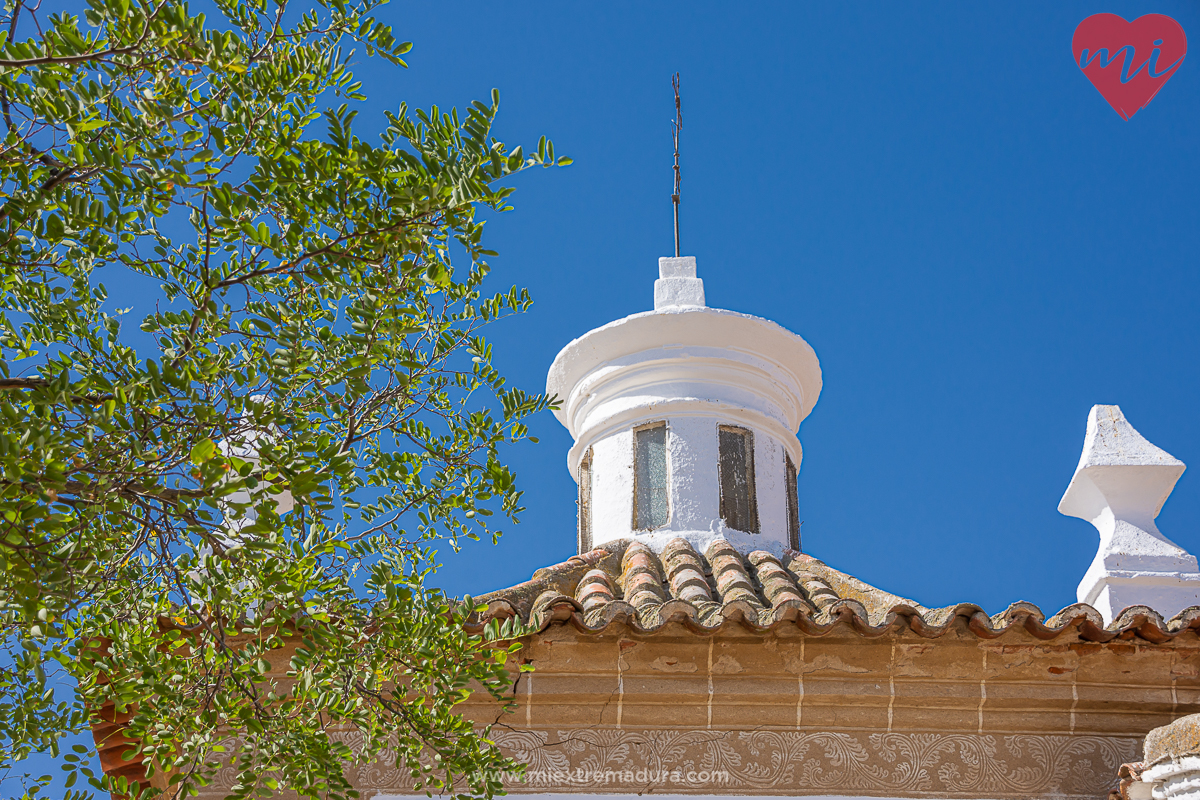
547,256,822,558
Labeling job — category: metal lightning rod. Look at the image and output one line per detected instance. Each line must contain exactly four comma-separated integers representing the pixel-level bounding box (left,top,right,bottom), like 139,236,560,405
672,73,682,258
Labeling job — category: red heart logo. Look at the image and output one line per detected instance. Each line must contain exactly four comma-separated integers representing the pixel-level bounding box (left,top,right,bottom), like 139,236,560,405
1072,13,1187,119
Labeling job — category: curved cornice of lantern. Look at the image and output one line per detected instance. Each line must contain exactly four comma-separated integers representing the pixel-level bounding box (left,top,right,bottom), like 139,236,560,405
547,306,822,475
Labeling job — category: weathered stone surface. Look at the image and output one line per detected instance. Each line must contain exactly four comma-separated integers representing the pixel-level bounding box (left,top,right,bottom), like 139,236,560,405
431,619,1200,798
1146,713,1200,765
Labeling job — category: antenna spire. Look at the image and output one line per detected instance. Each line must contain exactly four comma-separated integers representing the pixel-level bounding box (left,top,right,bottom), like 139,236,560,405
672,73,682,258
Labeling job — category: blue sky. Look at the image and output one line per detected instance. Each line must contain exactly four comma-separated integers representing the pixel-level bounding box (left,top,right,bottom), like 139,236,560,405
368,0,1200,616
10,0,1200,790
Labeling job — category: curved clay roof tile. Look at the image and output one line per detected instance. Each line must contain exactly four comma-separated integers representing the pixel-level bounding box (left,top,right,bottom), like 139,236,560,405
747,550,808,610
469,538,1200,644
705,538,763,608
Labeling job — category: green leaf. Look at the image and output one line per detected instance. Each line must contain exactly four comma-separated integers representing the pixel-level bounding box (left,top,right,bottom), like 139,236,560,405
0,3,556,796
190,439,217,464
45,214,65,240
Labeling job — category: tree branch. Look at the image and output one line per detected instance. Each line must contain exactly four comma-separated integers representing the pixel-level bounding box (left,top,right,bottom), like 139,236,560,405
0,2,166,68
0,376,114,402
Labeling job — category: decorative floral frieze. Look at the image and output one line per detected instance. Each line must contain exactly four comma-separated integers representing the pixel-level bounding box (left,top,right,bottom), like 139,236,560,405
199,728,1137,798
483,728,1137,798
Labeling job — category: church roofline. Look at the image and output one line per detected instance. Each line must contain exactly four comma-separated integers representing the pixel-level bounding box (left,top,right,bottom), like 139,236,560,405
468,536,1200,645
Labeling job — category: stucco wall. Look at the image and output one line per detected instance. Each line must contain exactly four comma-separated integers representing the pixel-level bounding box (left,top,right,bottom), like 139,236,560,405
587,418,795,556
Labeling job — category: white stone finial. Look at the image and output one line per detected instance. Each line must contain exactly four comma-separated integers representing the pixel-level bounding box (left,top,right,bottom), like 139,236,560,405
654,256,705,309
1058,404,1199,623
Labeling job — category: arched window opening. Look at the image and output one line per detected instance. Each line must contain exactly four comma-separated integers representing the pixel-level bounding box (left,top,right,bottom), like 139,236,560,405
634,423,669,529
718,425,758,533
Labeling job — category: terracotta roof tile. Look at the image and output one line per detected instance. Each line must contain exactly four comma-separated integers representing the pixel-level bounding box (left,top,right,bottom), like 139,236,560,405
1111,761,1146,800
470,537,1200,643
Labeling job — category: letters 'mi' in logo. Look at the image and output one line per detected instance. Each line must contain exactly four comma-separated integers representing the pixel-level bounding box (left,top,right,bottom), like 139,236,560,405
1072,14,1187,119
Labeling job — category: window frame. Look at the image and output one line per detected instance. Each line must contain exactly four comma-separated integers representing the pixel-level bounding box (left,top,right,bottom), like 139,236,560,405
632,421,670,531
578,447,594,553
717,424,759,534
785,452,800,551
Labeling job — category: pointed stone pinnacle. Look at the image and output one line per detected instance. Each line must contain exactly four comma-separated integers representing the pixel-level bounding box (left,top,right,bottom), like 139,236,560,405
1059,405,1198,624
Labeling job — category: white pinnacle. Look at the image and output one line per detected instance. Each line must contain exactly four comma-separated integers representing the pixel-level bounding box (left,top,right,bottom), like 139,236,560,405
654,256,705,310
1059,405,1199,623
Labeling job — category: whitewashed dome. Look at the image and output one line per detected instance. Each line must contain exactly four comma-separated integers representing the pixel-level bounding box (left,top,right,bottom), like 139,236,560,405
546,256,822,558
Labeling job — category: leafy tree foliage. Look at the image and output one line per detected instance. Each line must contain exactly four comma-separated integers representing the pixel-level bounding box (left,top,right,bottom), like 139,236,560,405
0,0,566,796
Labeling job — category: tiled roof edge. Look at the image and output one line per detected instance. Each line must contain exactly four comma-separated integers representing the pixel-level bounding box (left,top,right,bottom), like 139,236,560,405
471,540,630,621
467,538,1200,644
472,591,1200,642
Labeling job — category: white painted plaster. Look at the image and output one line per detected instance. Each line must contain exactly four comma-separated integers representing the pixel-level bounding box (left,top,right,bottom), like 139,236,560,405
654,256,706,309
190,421,296,614
755,431,788,543
1059,405,1199,623
1140,755,1200,799
585,417,799,556
219,430,295,527
665,416,720,531
589,428,634,546
657,256,697,278
547,257,821,557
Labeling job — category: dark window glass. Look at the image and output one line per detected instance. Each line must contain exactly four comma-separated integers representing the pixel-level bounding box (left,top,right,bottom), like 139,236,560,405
634,424,669,529
578,449,593,553
786,453,800,551
718,426,758,533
